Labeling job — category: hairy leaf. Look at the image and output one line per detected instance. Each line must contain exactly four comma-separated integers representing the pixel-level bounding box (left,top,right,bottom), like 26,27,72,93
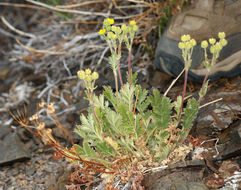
181,98,199,130
103,86,117,109
151,89,172,130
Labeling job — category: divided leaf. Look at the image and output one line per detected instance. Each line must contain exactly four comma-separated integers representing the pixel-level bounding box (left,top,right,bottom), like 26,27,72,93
181,98,199,130
103,86,117,109
151,89,172,130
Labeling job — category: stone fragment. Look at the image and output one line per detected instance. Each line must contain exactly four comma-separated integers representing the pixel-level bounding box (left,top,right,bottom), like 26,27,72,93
143,160,207,190
0,125,12,140
0,133,31,166
215,120,241,160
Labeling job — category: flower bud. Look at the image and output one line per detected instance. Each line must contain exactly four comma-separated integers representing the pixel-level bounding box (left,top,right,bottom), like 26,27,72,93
133,25,138,32
92,72,99,80
86,75,92,82
77,70,85,80
220,39,227,46
129,20,136,26
116,26,121,34
111,26,117,32
201,40,208,49
107,32,114,39
178,42,185,49
190,39,196,47
121,24,127,33
181,34,190,42
218,32,226,39
210,46,215,54
209,38,216,45
85,69,91,75
186,42,192,49
215,42,222,51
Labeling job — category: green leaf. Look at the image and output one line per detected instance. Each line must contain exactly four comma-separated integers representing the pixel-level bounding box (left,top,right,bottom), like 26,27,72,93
96,141,115,157
74,144,85,156
160,131,169,138
74,125,87,139
103,86,117,109
181,98,199,130
173,95,182,118
135,85,150,113
83,141,97,158
199,80,209,98
93,94,108,108
120,83,135,111
127,71,138,85
150,89,172,129
105,109,123,135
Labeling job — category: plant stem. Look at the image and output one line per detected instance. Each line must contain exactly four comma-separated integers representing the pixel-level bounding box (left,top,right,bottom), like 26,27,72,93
128,48,132,86
117,43,123,88
114,73,119,104
117,58,123,88
177,68,188,123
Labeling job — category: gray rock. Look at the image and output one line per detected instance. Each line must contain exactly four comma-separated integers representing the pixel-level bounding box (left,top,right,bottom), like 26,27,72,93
0,125,12,140
143,160,207,190
0,133,31,166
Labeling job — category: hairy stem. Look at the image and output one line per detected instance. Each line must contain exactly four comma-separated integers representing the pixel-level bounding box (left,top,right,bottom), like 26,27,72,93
117,58,123,88
128,48,132,86
114,73,119,104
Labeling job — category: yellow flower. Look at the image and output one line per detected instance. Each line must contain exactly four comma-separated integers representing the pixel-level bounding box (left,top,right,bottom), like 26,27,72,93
98,28,106,35
85,69,91,75
130,20,136,26
107,18,114,25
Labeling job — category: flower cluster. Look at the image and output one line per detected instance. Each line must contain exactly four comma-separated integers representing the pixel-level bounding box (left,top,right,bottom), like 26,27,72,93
98,18,139,89
77,69,99,94
201,32,227,71
77,69,99,81
178,34,197,69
